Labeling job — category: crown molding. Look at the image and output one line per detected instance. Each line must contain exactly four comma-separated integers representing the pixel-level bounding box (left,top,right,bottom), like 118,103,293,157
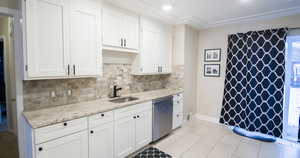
195,6,300,29
105,0,300,30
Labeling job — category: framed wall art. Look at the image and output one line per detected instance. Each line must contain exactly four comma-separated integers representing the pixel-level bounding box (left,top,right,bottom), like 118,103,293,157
204,49,221,62
204,64,220,77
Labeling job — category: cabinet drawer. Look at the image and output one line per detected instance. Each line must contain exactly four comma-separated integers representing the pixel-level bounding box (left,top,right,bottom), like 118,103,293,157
114,101,152,120
89,111,114,128
173,99,183,106
173,93,183,102
34,117,88,144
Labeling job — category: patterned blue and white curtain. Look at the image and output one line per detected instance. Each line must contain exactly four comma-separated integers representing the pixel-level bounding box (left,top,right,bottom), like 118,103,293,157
220,28,288,137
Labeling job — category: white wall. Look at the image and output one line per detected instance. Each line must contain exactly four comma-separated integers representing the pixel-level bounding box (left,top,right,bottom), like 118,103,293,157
173,25,185,66
184,25,199,116
0,0,18,9
197,14,300,120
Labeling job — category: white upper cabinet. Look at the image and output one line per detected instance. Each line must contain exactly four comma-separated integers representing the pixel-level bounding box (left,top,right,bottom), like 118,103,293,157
132,17,172,75
102,6,139,52
122,14,139,50
70,0,102,76
102,7,123,48
25,0,70,78
24,0,102,80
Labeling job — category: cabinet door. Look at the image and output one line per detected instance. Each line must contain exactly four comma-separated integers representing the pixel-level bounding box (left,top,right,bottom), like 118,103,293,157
135,110,152,150
102,8,122,48
159,31,172,73
122,14,139,50
140,25,159,74
114,116,136,158
25,0,70,78
89,122,114,158
35,131,88,158
70,0,101,76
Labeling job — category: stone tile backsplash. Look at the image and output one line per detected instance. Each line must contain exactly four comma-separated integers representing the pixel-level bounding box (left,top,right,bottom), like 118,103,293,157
23,64,184,111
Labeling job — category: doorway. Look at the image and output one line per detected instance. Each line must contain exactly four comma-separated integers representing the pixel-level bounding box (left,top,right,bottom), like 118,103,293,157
0,15,18,158
0,37,7,131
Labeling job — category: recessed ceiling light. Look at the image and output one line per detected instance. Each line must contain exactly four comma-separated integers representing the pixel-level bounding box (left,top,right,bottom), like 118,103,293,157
162,4,173,11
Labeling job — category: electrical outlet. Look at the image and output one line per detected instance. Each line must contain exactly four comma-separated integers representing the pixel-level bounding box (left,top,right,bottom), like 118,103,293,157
50,91,56,98
67,89,72,96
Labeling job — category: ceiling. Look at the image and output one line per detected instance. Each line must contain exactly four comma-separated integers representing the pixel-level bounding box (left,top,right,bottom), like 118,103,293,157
104,0,300,29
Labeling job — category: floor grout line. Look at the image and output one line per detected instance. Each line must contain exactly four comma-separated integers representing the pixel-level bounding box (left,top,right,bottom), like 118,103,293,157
256,143,262,158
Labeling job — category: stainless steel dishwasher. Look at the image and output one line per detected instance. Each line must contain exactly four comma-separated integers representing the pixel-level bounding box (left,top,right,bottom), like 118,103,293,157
152,95,173,142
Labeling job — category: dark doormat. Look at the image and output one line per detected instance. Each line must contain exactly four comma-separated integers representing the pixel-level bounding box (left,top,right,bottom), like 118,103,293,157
132,147,172,158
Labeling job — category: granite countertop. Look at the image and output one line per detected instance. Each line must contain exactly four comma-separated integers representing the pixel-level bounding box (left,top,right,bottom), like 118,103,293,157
23,88,183,129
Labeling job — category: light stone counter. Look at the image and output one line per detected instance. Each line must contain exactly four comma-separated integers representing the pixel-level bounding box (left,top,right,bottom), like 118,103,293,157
23,88,183,129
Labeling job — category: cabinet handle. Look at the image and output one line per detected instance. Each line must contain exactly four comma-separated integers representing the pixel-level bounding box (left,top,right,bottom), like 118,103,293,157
90,130,94,134
67,65,70,75
124,38,127,47
63,122,67,126
73,65,76,75
101,113,104,117
133,116,136,119
38,147,43,151
121,38,123,47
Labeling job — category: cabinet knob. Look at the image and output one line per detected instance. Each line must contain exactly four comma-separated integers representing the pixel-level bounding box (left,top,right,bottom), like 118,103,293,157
38,147,43,151
133,116,136,119
137,115,140,118
90,130,94,134
101,113,105,117
63,122,68,126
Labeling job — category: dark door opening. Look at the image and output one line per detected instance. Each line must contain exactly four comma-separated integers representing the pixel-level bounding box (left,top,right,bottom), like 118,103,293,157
0,39,7,131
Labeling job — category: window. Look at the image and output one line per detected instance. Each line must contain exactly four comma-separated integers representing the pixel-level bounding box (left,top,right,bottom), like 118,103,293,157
283,30,300,142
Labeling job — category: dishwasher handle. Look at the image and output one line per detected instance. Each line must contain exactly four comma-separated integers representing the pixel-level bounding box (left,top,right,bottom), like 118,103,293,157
153,96,173,104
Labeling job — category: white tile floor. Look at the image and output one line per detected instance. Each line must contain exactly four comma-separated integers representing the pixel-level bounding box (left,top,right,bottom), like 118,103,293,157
154,119,300,158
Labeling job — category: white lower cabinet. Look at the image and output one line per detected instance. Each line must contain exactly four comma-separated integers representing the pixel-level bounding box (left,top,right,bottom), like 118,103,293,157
114,102,153,158
135,110,152,150
25,102,154,158
114,116,136,158
89,122,114,158
35,131,88,158
173,93,184,129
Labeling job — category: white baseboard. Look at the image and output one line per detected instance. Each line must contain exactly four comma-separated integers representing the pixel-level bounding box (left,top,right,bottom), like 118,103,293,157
194,114,219,124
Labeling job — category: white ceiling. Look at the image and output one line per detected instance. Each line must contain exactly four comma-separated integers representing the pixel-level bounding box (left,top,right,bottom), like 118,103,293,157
104,0,300,29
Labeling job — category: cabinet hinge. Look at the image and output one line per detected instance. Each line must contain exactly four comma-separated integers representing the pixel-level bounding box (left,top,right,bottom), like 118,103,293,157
9,20,13,37
25,65,28,71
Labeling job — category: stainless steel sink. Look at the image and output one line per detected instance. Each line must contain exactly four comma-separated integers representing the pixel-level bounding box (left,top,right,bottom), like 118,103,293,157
109,96,139,103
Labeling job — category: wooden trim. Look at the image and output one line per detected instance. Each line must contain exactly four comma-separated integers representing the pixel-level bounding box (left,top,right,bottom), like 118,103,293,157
0,6,26,158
